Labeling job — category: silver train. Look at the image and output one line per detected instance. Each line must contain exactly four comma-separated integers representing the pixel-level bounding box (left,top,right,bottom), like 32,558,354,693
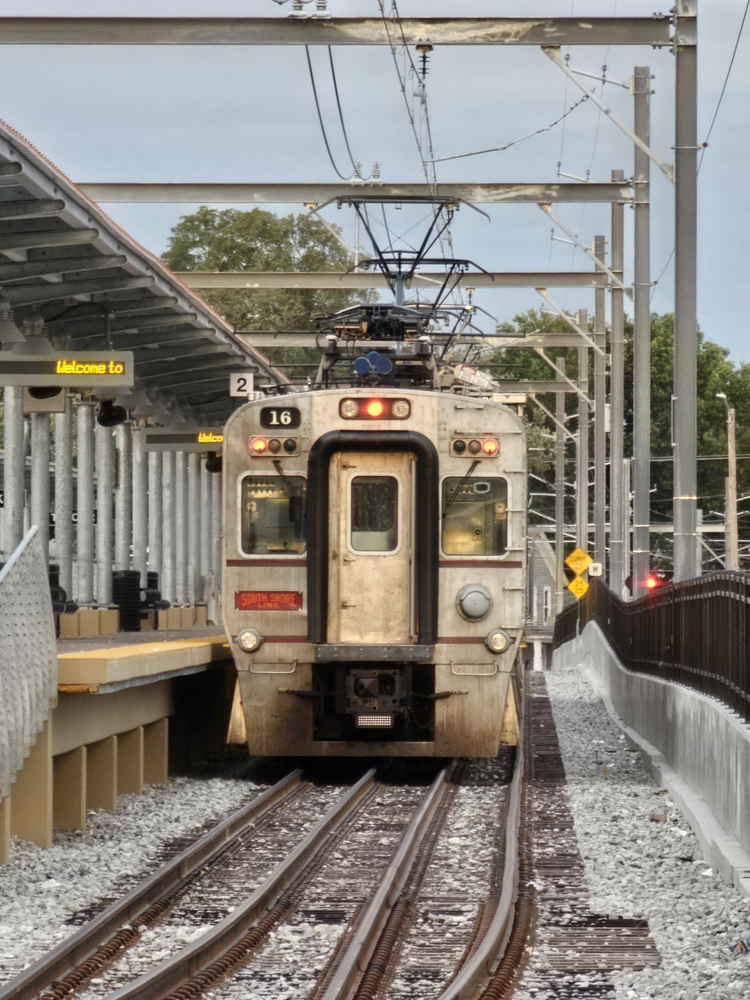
222,386,526,757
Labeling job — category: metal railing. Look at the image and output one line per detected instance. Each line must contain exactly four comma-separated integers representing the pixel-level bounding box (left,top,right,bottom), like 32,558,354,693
554,574,750,723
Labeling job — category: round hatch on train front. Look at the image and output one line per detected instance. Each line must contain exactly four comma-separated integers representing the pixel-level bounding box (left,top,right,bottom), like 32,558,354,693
456,584,493,621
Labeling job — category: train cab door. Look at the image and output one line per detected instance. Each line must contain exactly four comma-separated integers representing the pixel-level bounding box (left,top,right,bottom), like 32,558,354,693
328,451,416,645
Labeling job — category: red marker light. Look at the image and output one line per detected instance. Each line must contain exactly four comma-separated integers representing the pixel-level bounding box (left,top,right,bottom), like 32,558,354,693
482,438,499,455
366,400,384,418
251,437,267,453
646,575,658,589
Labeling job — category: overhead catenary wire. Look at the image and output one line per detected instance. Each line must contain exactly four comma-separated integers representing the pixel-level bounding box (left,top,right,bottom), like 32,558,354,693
699,0,750,174
327,46,363,179
429,95,589,163
305,45,349,180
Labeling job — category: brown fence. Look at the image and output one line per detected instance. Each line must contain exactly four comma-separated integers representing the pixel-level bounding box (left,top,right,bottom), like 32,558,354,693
553,574,750,723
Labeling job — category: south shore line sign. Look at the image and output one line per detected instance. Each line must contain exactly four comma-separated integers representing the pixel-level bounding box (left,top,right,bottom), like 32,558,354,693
0,351,134,388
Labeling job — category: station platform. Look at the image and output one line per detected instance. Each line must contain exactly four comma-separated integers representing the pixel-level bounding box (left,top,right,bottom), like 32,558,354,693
3,625,237,862
57,625,231,692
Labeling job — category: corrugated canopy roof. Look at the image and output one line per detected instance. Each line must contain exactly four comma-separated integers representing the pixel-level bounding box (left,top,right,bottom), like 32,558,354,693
0,119,289,422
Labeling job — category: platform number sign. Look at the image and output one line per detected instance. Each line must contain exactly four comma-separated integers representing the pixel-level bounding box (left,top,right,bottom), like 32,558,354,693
260,407,301,429
229,372,254,397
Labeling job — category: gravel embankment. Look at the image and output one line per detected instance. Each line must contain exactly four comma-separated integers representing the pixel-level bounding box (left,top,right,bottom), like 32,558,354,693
0,775,259,986
543,660,750,1000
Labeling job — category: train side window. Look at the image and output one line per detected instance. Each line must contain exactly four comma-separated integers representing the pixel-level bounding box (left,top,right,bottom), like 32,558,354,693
350,476,398,552
241,475,306,555
441,477,507,556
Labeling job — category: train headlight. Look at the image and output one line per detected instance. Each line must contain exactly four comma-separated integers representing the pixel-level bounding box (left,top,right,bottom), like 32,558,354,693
456,584,493,621
485,628,512,654
236,627,263,653
340,398,359,418
391,399,411,419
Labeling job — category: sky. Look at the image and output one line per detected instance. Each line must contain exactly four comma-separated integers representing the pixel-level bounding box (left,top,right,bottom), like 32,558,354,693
0,1,748,359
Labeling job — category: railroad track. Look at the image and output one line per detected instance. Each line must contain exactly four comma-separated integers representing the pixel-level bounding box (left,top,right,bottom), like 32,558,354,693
3,704,532,1000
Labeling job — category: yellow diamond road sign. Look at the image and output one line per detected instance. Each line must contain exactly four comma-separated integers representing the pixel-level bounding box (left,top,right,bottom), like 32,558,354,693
565,547,593,576
568,576,589,599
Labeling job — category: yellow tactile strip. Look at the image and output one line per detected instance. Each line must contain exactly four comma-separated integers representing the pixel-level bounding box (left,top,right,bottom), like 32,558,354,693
57,636,231,687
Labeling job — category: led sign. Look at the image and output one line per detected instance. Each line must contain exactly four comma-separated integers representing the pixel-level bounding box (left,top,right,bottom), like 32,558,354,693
144,426,225,453
0,351,134,388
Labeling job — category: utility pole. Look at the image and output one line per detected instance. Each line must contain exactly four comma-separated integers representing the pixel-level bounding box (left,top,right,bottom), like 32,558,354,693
632,65,651,597
609,170,625,595
576,310,589,553
555,364,566,613
673,1,699,581
717,393,739,571
594,235,607,567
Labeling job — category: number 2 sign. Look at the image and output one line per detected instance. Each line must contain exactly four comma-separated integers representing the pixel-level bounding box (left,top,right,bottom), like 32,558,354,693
229,372,255,397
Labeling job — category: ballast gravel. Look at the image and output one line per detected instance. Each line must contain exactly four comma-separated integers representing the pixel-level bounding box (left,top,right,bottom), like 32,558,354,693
540,660,750,1000
0,775,258,986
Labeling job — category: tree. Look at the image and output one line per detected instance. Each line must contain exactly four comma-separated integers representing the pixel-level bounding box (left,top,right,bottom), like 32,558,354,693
162,207,366,330
482,308,750,568
161,207,375,380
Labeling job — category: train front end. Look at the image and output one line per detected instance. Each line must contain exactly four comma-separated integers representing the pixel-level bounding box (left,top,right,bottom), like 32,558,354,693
222,387,526,757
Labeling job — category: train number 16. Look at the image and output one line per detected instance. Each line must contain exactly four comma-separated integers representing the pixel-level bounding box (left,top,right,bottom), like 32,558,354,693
260,406,301,429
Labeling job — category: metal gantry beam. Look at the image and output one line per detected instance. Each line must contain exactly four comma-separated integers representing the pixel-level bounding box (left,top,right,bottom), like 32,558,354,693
177,271,610,290
0,17,673,47
78,182,633,205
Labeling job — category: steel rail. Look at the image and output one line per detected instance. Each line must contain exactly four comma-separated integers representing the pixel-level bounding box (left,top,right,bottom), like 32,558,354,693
435,703,525,1000
320,759,459,1000
107,768,378,1000
0,769,304,1000
0,17,674,48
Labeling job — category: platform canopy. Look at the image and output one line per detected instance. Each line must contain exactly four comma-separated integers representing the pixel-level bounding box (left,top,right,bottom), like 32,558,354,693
0,121,289,422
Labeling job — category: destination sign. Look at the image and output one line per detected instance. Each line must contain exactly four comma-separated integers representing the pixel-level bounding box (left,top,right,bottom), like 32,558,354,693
235,591,303,611
144,426,225,453
0,351,133,388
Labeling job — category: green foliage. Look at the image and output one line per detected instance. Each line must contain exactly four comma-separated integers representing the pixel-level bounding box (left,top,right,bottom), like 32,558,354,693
484,308,750,554
161,206,370,333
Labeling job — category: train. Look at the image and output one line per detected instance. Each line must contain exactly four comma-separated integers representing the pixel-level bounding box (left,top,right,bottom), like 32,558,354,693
221,316,527,757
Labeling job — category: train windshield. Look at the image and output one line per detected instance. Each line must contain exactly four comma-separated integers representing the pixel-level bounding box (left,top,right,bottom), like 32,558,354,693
241,475,307,555
441,477,507,556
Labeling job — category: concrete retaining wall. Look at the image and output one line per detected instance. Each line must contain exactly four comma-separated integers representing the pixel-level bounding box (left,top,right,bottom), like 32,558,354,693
555,621,750,896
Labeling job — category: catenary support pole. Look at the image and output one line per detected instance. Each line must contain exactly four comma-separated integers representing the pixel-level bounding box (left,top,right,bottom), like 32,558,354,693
54,395,74,598
132,426,148,587
209,472,222,623
188,452,201,603
594,235,607,566
633,65,652,597
76,401,95,605
201,457,212,605
555,362,566,614
148,450,163,591
3,387,24,557
114,422,132,571
726,407,739,571
576,310,589,552
673,5,699,580
95,422,114,605
30,412,50,567
161,451,175,605
623,459,632,589
175,451,188,606
610,171,625,595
